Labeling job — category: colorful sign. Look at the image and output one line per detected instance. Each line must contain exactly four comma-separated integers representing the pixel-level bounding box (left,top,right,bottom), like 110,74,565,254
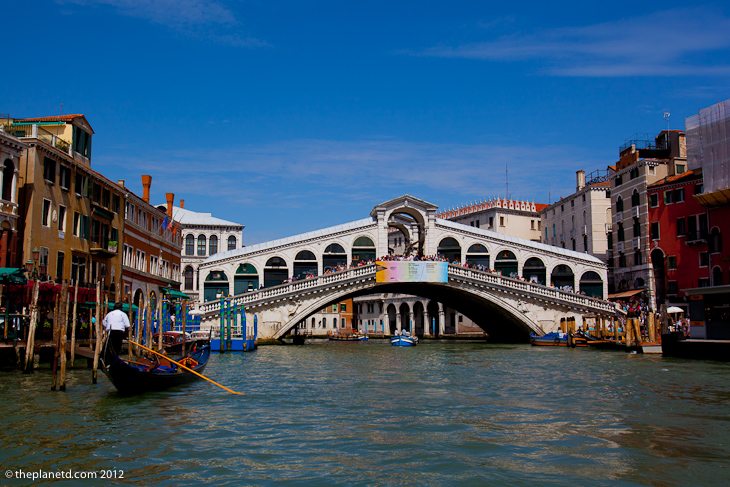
375,261,448,283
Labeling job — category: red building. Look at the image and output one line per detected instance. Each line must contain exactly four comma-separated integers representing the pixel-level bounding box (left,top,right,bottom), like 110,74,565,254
648,170,708,309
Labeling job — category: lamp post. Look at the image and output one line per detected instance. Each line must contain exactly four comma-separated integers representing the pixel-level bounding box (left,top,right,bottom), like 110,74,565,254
24,247,40,280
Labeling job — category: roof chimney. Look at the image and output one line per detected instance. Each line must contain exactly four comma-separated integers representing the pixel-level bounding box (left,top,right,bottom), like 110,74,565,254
576,170,586,191
179,199,185,209
165,192,174,218
141,175,152,203
117,179,125,188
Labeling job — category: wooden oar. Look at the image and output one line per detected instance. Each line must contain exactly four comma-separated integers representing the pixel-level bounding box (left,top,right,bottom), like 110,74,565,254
129,340,242,395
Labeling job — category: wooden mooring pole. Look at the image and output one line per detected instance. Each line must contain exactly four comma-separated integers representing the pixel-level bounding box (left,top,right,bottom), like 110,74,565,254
51,291,61,389
69,281,79,367
23,279,40,373
92,280,102,384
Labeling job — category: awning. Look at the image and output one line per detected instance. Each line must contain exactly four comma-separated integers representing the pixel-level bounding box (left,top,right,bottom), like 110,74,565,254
162,288,190,300
608,289,645,300
0,268,27,284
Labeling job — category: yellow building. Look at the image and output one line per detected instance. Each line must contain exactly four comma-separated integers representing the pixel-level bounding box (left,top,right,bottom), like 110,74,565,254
4,114,124,299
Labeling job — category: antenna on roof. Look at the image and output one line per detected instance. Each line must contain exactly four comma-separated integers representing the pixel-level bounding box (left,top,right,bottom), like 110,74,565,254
505,162,509,199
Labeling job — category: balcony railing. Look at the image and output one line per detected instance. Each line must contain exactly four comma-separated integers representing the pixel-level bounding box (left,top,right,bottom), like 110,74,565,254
1,123,72,155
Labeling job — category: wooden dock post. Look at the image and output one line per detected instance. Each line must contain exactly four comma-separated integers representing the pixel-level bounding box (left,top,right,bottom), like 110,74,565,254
145,286,151,347
23,279,40,373
51,291,61,389
70,281,79,367
127,292,133,359
648,313,656,343
92,280,102,384
59,282,70,391
157,297,163,351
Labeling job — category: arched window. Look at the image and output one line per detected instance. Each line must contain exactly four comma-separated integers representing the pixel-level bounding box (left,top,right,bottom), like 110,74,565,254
709,228,722,253
197,235,207,256
294,250,318,280
228,235,237,250
2,159,14,201
616,196,624,212
185,234,194,256
712,266,723,286
264,257,288,287
522,257,546,285
352,236,376,263
632,190,640,207
209,235,218,255
437,237,461,262
579,271,603,298
633,219,641,238
618,223,625,241
183,266,194,290
203,270,229,302
234,263,259,294
494,250,517,277
322,317,327,328
465,244,489,268
323,243,347,270
551,264,574,290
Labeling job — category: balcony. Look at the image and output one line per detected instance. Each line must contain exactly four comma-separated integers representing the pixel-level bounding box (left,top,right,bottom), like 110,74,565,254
1,122,72,155
90,240,118,256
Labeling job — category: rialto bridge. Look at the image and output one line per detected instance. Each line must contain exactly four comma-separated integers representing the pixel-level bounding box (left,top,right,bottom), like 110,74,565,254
196,195,617,341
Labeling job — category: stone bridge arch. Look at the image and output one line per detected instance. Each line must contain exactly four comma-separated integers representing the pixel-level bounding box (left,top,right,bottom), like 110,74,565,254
275,281,545,341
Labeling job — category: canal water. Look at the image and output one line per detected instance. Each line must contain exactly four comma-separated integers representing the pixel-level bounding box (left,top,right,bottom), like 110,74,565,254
1,342,729,486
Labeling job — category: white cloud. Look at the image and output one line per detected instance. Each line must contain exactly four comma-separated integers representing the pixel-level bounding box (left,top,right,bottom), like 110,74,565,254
418,7,730,77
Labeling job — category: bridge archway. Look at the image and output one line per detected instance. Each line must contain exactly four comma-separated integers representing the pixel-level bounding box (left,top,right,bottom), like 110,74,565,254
264,257,288,287
352,236,376,263
279,281,546,342
427,300,439,336
399,302,411,333
293,250,318,280
385,204,428,256
438,237,461,262
523,257,546,285
323,243,347,271
495,250,517,277
204,270,229,301
466,244,489,268
234,263,259,294
413,301,425,337
579,271,603,298
551,264,575,290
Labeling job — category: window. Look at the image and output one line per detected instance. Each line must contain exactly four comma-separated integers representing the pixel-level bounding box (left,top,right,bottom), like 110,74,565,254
582,193,586,202
71,255,87,285
102,188,111,208
197,235,207,256
709,228,722,253
112,195,120,213
340,303,347,312
634,250,642,266
633,219,641,238
617,223,624,241
42,199,51,227
475,220,480,228
698,277,710,287
59,165,71,190
81,215,89,239
73,213,80,237
39,247,49,277
699,252,709,267
43,158,56,183
667,281,678,294
699,213,708,240
571,238,576,251
332,304,337,312
209,235,218,255
667,256,677,270
58,205,66,232
664,191,672,204
676,218,686,237
615,174,623,187
618,253,626,268
616,196,624,212
571,199,575,207
185,235,194,255
631,190,640,207
499,216,505,227
687,215,698,241
583,235,588,251
676,164,686,174
630,167,639,179
73,126,92,158
56,251,65,282
531,220,535,230
489,217,494,228
650,222,659,240
695,184,704,195
228,236,237,250
649,193,658,207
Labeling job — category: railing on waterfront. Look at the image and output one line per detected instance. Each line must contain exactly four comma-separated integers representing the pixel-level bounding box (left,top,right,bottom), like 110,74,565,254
198,263,618,318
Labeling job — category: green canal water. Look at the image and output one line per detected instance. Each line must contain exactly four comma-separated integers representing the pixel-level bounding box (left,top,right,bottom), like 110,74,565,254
1,342,730,486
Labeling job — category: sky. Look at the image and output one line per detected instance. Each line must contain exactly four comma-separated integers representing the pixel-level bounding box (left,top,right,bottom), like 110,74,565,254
3,0,730,244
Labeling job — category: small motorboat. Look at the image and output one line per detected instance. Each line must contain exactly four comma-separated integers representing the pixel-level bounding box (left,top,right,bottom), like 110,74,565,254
530,331,568,347
390,331,418,347
101,340,211,395
329,332,369,342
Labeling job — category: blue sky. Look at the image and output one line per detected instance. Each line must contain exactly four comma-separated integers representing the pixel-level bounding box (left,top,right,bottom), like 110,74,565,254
3,0,729,243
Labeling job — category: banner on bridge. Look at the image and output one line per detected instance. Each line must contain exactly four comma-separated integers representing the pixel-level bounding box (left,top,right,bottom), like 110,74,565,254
375,261,448,283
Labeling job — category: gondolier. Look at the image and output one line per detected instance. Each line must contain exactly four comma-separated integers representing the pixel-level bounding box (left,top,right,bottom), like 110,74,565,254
103,302,130,357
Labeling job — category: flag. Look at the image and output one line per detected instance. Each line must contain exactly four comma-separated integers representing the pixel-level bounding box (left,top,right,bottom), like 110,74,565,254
161,216,169,231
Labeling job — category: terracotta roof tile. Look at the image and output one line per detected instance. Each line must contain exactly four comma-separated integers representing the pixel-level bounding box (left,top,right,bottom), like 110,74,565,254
17,114,94,133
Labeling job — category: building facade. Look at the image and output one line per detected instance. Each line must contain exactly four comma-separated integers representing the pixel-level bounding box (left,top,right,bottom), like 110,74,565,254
436,198,546,242
164,203,243,305
0,129,24,267
540,170,612,264
609,130,687,306
682,99,730,339
4,115,123,298
121,175,182,310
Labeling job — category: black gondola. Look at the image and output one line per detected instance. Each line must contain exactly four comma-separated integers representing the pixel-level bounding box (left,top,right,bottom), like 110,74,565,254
101,340,211,395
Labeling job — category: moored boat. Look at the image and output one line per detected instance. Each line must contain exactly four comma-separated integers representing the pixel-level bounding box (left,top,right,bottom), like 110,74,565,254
329,332,369,342
101,340,211,394
530,331,568,346
390,332,418,347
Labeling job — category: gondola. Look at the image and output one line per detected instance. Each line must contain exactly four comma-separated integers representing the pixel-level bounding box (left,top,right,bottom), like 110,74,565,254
101,339,211,395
